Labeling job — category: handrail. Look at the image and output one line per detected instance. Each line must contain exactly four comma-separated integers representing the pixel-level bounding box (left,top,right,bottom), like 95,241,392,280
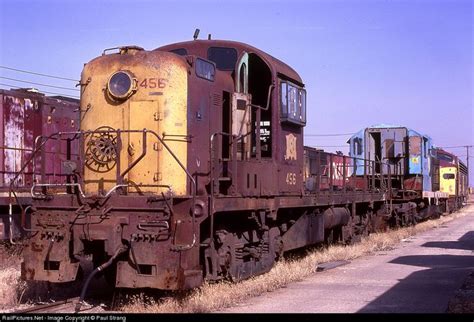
207,130,254,248
208,132,232,250
8,131,73,243
248,84,274,111
146,130,196,251
120,131,147,178
9,129,198,251
306,150,392,197
15,129,195,199
31,183,86,198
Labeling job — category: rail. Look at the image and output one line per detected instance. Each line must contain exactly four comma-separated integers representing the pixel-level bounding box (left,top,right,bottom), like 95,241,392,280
13,297,95,314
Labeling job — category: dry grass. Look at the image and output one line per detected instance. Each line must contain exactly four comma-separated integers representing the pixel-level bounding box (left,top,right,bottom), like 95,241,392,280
0,242,27,310
0,206,469,313
120,208,470,313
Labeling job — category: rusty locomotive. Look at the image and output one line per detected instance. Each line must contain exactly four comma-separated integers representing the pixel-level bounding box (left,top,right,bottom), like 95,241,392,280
15,39,468,295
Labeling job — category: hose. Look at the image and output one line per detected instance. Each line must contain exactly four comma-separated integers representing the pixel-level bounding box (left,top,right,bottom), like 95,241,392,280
74,245,128,313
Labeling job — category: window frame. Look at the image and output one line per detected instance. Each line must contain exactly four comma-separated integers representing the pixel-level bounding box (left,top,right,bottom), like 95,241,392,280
353,138,362,156
195,58,216,82
207,47,238,71
443,173,455,180
169,48,188,56
280,80,307,126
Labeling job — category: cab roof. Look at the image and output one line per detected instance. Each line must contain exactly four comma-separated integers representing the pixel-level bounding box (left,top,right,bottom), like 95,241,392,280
155,39,303,86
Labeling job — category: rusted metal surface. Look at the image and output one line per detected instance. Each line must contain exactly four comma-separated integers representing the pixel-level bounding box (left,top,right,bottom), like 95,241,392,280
157,39,303,85
15,39,469,295
0,89,79,240
0,89,79,193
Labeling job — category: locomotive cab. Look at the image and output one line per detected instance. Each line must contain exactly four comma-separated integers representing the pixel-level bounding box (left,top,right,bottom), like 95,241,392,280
159,40,307,197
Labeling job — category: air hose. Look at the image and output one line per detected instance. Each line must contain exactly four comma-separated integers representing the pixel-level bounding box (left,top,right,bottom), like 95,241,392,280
74,245,128,313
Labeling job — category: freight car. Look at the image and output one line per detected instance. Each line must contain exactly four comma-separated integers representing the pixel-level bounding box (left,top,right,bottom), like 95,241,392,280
15,39,468,304
0,88,79,241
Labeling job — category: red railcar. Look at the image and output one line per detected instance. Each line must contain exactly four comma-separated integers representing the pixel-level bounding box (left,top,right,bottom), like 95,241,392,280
0,88,79,239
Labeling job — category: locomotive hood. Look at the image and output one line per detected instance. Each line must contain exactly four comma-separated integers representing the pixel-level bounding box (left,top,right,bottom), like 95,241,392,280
80,47,189,196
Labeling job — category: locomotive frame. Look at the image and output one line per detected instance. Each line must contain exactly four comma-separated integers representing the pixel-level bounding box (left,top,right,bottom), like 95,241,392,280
11,39,467,301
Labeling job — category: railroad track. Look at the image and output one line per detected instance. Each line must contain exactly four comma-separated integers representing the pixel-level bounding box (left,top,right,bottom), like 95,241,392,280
14,297,99,314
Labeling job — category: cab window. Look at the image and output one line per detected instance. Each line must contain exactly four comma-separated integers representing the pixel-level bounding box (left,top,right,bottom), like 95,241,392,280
195,58,215,81
170,48,187,56
280,81,306,126
207,47,237,71
409,136,421,155
353,138,362,155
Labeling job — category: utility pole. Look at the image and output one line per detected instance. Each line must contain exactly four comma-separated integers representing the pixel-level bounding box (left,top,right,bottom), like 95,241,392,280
467,145,472,188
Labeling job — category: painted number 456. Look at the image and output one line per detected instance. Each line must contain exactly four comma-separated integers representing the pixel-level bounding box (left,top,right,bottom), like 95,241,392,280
286,172,297,185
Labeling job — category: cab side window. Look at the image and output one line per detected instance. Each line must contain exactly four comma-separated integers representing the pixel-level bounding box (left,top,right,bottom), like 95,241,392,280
169,48,187,56
353,138,362,156
280,81,306,126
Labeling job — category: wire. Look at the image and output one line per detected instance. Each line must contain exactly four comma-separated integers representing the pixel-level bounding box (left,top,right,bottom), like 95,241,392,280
439,145,473,149
305,132,355,137
309,145,348,148
0,76,80,91
0,65,79,82
0,82,80,99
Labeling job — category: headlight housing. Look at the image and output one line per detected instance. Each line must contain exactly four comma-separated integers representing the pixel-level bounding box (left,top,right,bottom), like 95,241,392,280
107,71,136,100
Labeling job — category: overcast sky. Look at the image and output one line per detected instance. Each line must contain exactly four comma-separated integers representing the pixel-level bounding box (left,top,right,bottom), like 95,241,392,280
1,0,472,183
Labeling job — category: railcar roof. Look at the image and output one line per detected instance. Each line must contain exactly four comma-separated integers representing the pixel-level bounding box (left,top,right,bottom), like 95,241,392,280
435,148,456,158
348,123,428,141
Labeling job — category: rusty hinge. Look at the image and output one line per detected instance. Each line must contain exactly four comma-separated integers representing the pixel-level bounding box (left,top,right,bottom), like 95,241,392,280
154,112,162,121
153,142,162,151
153,172,162,182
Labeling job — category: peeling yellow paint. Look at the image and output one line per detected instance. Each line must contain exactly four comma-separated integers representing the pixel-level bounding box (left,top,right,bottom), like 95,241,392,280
80,51,188,196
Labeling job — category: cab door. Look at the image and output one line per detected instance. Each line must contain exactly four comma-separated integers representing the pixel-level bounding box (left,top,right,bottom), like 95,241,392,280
408,134,422,175
127,100,160,192
232,52,251,160
440,167,456,196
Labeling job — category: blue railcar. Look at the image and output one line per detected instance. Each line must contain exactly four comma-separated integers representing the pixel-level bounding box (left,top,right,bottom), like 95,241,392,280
348,124,434,195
